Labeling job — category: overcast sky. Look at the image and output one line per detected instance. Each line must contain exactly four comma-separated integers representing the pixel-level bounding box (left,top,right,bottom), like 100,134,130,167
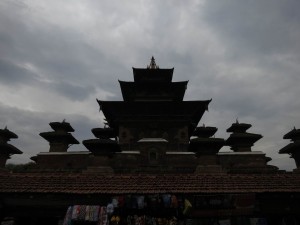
1,0,299,171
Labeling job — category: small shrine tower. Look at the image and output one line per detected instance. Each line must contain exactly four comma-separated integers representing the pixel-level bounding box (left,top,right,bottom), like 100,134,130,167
226,120,262,152
0,127,22,168
189,125,225,163
39,121,79,152
189,125,225,173
83,127,119,156
31,121,89,170
279,128,300,170
219,120,275,173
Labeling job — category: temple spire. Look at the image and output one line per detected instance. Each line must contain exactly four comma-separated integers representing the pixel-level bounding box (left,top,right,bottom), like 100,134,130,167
147,56,159,69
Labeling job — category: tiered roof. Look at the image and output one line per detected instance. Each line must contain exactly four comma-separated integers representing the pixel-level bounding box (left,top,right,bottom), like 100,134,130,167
98,100,210,132
279,128,300,168
226,121,262,152
97,57,212,145
0,128,22,155
39,121,79,152
83,127,120,156
119,80,188,101
189,126,225,155
119,57,188,102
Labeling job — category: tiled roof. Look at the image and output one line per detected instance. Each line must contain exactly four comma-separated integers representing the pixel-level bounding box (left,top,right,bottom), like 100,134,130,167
0,173,300,195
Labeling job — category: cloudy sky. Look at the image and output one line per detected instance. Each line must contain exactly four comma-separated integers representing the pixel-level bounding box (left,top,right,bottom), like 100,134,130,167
1,0,299,170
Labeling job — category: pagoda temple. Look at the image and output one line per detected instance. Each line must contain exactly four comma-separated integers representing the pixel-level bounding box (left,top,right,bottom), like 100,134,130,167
25,57,275,174
91,57,211,173
1,58,300,225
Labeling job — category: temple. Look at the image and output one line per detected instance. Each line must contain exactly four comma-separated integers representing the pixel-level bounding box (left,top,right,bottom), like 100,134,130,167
0,127,22,169
0,58,300,225
279,128,300,172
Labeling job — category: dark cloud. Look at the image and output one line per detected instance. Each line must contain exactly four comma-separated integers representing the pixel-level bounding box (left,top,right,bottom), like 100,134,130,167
49,81,96,101
202,0,300,57
0,59,36,85
0,0,299,171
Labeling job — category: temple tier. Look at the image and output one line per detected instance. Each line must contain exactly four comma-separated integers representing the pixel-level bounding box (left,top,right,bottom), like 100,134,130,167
0,128,22,167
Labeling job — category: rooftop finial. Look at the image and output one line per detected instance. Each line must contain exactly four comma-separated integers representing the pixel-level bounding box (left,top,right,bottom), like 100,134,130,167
147,56,159,69
236,118,239,124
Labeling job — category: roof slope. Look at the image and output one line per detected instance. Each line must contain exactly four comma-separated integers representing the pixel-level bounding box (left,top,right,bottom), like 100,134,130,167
1,173,300,194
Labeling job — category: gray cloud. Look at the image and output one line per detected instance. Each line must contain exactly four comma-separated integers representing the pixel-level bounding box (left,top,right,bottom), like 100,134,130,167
202,0,300,57
0,0,299,171
0,59,36,85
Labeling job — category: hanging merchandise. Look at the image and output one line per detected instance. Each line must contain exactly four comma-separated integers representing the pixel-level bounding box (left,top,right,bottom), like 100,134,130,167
137,195,145,209
85,205,100,222
145,216,155,225
98,207,108,225
71,205,87,220
133,215,145,225
62,194,185,225
112,197,119,208
127,215,133,225
131,196,138,209
170,195,178,208
183,199,192,215
118,196,125,208
78,205,87,220
177,196,184,210
162,194,171,208
111,215,121,225
125,195,132,208
169,217,178,225
107,203,114,215
148,194,159,209
63,206,73,225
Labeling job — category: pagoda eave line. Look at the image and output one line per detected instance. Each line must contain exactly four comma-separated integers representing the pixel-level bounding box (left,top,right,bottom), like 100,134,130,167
97,100,211,128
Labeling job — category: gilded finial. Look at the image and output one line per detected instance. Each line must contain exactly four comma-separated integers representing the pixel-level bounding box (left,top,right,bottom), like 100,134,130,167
147,56,159,69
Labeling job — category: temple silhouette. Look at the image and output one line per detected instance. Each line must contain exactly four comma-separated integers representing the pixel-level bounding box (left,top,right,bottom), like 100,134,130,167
0,58,300,225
